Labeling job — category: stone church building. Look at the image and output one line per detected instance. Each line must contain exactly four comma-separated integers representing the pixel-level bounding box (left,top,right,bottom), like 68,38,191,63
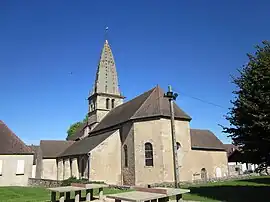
34,40,228,186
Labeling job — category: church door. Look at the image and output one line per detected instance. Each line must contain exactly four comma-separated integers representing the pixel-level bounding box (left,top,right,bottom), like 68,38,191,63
201,168,207,181
215,167,222,178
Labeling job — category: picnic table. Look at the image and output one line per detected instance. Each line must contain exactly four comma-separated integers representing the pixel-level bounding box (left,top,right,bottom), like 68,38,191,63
77,183,109,201
48,183,108,202
106,187,190,202
48,186,86,202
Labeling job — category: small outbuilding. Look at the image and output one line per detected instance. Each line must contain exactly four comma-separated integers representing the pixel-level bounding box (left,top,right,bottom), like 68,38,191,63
0,120,33,186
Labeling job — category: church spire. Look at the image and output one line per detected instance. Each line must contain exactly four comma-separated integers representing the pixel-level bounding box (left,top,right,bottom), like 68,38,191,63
91,39,121,96
87,38,124,131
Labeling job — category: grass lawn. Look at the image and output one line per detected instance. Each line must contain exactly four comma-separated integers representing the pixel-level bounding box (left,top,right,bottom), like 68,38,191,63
0,187,128,202
0,176,269,202
182,175,270,202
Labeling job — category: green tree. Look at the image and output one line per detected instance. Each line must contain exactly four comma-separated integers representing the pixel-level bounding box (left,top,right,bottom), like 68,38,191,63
66,114,88,140
83,114,88,123
66,122,82,140
222,41,270,174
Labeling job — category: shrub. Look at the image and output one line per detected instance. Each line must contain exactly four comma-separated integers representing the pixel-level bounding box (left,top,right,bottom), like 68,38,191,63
61,176,105,186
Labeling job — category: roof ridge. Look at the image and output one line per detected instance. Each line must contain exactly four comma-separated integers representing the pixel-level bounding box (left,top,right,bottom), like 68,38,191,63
156,85,162,115
41,140,73,142
131,86,157,119
190,128,210,131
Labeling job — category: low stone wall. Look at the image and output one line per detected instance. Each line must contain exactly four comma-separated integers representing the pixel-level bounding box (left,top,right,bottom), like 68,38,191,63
151,173,260,187
191,173,259,185
29,173,260,188
108,184,132,190
28,178,62,188
28,178,132,190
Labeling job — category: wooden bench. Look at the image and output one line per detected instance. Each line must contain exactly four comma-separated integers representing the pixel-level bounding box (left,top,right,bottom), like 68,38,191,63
106,187,190,202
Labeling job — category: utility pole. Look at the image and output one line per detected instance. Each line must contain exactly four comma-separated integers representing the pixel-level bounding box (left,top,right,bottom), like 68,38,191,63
164,85,180,188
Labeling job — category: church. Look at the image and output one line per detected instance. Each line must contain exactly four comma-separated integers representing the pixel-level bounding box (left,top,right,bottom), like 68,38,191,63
34,39,228,186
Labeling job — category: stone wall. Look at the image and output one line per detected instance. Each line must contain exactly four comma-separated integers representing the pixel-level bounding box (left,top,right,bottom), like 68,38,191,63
35,147,43,178
108,184,132,190
133,119,166,185
132,118,229,185
150,173,260,187
28,178,62,187
121,122,135,185
89,130,122,185
228,163,242,176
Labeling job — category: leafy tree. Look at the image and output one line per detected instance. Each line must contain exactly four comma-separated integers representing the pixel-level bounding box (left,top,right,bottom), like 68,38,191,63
66,114,88,140
222,41,270,174
66,122,82,140
83,114,88,123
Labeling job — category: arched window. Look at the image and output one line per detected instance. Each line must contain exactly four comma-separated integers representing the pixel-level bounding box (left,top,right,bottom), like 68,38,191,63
106,98,110,109
145,142,153,166
111,99,115,108
124,145,128,167
201,168,207,181
176,142,181,150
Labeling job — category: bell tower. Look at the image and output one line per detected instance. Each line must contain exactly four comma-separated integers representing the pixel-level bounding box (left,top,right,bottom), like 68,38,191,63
88,40,124,130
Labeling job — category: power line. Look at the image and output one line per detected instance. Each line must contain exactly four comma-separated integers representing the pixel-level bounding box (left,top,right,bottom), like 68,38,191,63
174,88,227,109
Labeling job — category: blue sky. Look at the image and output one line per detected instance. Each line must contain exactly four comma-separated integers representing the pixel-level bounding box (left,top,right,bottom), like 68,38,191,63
1,1,269,145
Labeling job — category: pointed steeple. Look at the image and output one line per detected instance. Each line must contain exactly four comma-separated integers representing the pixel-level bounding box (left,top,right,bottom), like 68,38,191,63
87,39,124,131
91,40,121,96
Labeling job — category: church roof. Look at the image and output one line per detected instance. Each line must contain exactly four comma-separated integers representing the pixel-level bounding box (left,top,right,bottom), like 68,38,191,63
91,86,191,133
223,144,239,155
40,140,74,158
190,129,225,151
0,120,33,154
59,130,116,157
60,128,224,157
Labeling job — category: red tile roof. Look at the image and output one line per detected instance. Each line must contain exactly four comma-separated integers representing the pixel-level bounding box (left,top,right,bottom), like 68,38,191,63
0,120,33,154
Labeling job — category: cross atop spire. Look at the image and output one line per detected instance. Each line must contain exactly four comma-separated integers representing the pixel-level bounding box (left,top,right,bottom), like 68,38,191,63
91,39,121,96
105,26,109,41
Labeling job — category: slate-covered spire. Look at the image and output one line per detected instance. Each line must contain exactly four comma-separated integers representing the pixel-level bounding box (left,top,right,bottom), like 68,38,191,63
91,40,120,96
88,39,124,131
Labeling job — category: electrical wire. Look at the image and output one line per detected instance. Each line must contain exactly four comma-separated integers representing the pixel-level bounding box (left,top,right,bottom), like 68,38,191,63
173,88,227,109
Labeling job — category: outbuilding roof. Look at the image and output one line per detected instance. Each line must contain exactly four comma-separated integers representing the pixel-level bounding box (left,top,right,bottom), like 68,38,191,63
190,129,225,151
40,140,74,158
0,120,33,154
60,130,117,157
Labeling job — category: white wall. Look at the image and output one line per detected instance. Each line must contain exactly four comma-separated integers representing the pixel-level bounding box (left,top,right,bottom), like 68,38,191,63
32,165,36,178
42,159,57,180
0,155,33,186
